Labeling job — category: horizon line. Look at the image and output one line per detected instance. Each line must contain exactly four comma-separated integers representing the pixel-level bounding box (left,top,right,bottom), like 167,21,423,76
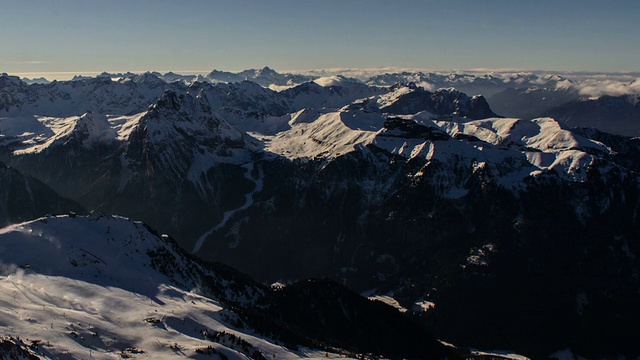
4,67,640,81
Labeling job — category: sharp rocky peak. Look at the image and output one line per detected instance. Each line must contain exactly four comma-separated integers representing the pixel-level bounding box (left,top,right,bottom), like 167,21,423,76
131,72,166,87
149,90,208,116
376,83,497,119
256,66,277,76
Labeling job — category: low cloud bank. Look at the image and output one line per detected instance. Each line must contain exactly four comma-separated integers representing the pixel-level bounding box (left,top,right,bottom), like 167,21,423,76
299,68,640,97
571,78,640,97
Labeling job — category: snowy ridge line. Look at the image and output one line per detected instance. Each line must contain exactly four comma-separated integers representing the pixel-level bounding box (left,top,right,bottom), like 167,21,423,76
10,69,637,98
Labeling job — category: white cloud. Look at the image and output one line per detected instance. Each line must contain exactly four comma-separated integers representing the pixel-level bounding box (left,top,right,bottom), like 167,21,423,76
286,68,640,97
573,78,640,97
555,79,574,90
417,82,436,92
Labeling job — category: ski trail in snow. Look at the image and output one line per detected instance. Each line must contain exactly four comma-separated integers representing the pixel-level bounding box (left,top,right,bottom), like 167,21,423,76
192,162,263,254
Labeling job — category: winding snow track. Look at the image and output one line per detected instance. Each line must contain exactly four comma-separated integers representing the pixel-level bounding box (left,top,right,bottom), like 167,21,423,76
192,162,263,254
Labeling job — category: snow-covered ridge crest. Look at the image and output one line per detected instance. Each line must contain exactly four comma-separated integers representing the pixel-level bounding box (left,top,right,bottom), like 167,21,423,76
366,115,613,187
436,117,611,153
0,214,201,292
125,90,248,181
0,213,262,307
262,109,385,160
348,83,496,120
1,73,178,118
4,112,117,155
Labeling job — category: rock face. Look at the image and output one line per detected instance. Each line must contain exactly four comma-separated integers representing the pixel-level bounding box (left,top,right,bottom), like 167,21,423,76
1,72,640,358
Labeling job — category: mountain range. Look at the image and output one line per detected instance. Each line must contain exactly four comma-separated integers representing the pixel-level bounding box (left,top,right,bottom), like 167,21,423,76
1,68,640,359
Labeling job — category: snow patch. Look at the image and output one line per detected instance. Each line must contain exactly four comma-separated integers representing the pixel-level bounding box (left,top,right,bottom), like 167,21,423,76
469,349,531,360
367,295,408,313
412,299,436,313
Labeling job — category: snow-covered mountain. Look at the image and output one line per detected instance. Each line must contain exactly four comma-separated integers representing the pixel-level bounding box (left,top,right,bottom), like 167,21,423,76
0,214,452,359
2,70,640,358
366,72,570,97
281,76,386,110
0,214,273,359
0,72,180,117
351,83,496,119
206,67,316,89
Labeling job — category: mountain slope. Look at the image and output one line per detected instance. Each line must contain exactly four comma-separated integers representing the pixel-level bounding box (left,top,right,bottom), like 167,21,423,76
0,162,84,227
0,215,273,359
0,214,453,359
2,90,255,247
193,114,640,358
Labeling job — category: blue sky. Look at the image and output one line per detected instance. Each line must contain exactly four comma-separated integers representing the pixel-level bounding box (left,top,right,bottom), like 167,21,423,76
1,0,639,79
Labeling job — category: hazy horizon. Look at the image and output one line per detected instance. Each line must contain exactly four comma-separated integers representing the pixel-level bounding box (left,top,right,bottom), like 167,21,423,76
6,67,640,83
1,0,639,79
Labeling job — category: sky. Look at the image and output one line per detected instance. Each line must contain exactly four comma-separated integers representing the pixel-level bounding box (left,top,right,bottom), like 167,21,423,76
1,0,639,80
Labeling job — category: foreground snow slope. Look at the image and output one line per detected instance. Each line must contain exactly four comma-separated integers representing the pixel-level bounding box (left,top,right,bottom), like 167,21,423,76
0,215,349,359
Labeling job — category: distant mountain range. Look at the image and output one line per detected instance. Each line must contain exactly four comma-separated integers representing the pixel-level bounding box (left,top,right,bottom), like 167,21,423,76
544,94,640,136
23,68,637,137
488,87,581,119
1,69,640,358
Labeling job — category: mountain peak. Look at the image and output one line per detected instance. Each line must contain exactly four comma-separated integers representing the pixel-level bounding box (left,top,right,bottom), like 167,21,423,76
259,65,276,74
0,73,25,86
151,89,182,112
132,72,165,87
251,66,280,80
73,111,116,146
